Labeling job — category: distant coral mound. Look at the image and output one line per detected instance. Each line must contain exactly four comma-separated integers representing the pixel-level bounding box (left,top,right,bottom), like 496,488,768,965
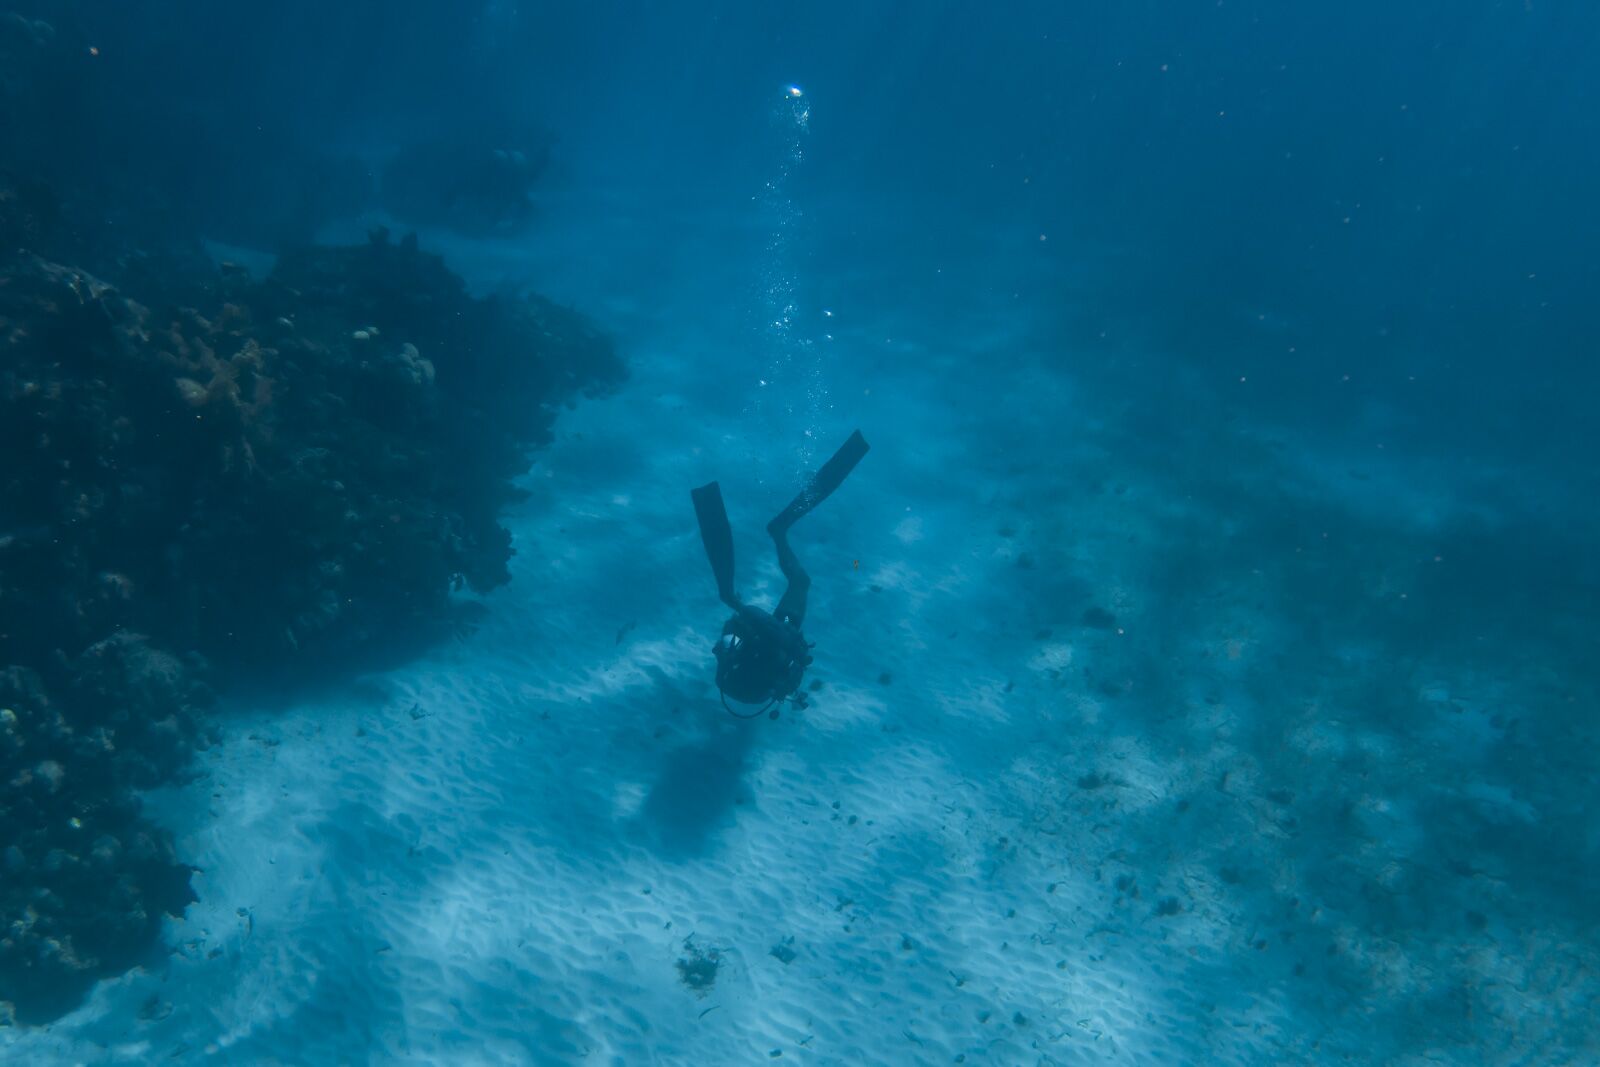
381,132,553,236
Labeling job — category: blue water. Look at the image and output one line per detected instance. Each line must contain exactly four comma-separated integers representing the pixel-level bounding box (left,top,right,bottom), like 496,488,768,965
1,2,1595,1063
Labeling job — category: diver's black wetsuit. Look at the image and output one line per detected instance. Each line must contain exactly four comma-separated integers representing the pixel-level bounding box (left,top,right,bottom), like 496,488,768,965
691,430,870,713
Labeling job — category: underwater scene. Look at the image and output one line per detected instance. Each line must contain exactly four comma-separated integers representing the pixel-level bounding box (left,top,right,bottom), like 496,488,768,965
1,2,1596,1064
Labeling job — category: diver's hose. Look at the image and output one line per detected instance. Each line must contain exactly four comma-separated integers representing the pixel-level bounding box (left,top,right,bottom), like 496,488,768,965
721,689,779,720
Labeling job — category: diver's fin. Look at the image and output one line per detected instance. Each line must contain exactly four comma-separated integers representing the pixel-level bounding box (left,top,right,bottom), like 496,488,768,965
691,481,740,609
768,429,871,534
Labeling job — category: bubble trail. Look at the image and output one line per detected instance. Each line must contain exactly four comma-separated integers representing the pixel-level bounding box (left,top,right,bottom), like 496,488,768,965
751,83,830,475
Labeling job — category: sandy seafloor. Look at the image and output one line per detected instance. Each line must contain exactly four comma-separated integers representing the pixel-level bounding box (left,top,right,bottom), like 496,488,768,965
5,185,1596,1066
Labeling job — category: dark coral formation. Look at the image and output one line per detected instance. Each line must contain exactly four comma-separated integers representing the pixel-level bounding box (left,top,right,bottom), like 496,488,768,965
0,217,619,1025
675,937,722,996
0,642,204,1023
0,232,620,1020
3,233,618,665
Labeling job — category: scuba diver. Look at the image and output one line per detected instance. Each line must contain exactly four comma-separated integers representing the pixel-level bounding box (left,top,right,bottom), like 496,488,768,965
691,430,870,718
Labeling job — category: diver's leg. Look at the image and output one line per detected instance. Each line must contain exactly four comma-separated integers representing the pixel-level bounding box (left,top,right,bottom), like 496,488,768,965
772,525,810,628
768,429,870,535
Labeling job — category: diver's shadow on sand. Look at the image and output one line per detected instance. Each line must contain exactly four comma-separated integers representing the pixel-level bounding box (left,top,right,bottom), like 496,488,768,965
638,721,756,857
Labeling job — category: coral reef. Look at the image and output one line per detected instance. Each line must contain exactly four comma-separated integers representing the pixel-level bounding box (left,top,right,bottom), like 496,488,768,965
0,229,620,1020
0,0,615,1027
